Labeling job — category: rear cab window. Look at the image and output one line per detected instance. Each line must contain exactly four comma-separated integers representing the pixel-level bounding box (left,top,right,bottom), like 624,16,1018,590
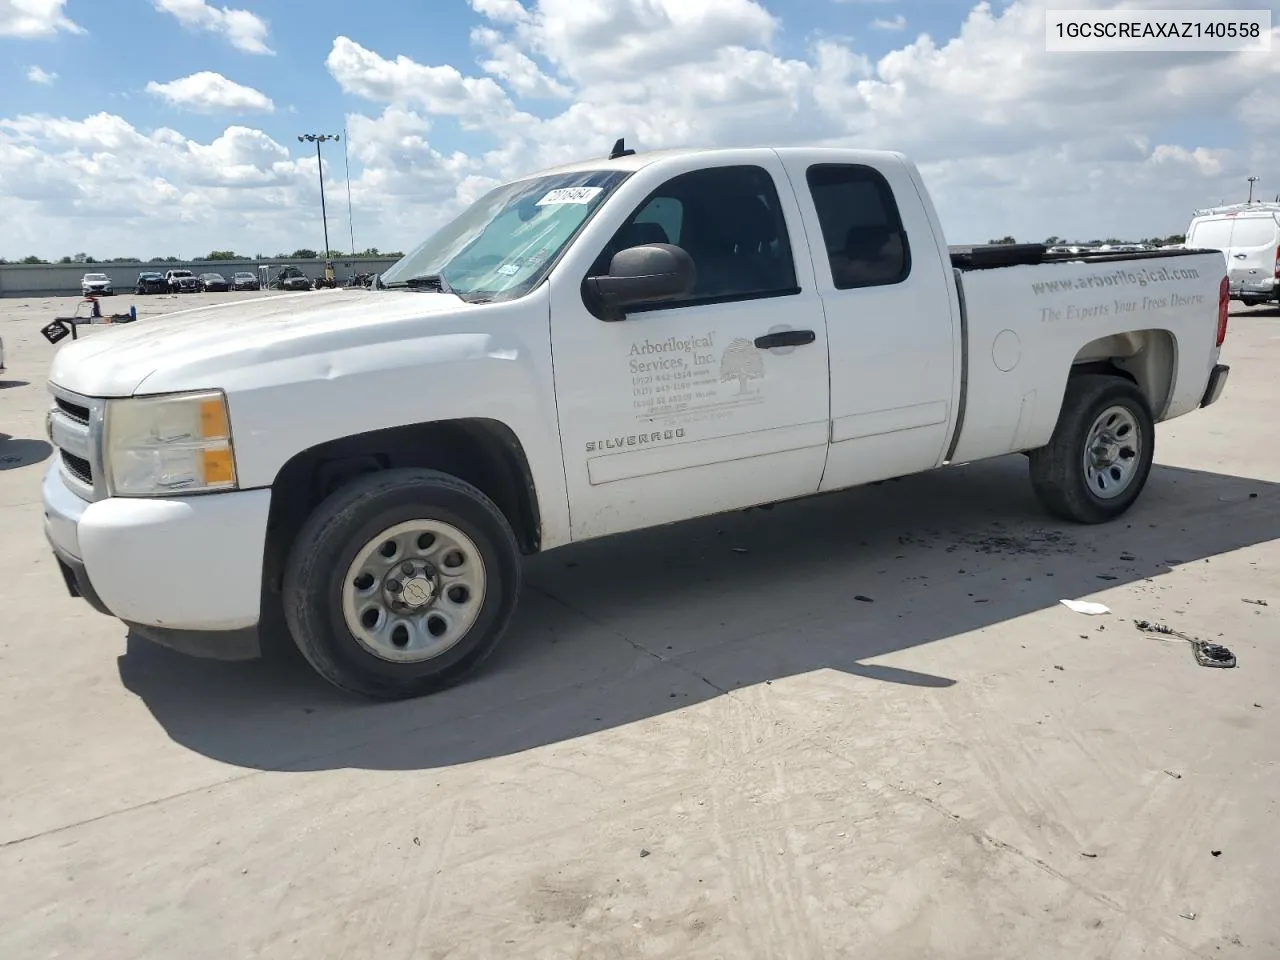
1227,216,1280,248
805,164,911,289
1188,218,1236,249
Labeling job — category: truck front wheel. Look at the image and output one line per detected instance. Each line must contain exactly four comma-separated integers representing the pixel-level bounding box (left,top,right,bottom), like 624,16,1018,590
282,468,522,699
1028,374,1155,524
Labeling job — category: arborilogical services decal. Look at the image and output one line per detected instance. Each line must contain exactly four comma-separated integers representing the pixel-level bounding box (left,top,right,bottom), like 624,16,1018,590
584,330,771,454
1029,262,1207,324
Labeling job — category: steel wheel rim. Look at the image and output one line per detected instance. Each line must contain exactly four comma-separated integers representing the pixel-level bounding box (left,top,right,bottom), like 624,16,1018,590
1082,404,1142,500
341,519,487,663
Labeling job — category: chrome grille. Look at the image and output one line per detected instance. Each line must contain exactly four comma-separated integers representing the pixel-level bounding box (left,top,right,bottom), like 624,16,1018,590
55,397,90,424
61,451,92,485
47,385,106,502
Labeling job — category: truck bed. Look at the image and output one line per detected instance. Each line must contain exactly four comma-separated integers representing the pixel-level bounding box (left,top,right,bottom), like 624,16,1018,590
948,243,1215,271
943,245,1226,468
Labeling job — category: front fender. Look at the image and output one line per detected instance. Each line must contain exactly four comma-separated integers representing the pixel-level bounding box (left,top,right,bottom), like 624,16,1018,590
218,292,570,548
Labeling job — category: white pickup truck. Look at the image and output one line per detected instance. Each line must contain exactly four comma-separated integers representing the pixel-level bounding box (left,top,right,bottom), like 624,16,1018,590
41,144,1231,699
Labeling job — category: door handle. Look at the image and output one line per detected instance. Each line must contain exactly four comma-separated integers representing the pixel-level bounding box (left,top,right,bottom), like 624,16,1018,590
1233,253,1247,259
754,329,815,349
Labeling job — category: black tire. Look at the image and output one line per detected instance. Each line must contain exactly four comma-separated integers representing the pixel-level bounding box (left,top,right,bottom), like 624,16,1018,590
1028,374,1154,524
1241,299,1260,307
282,468,522,700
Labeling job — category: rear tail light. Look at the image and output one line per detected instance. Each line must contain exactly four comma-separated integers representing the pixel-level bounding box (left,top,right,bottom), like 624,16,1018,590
1217,275,1229,346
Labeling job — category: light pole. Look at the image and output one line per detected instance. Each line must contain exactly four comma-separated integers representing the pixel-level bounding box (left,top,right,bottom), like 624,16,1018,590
343,126,355,257
298,133,339,260
1247,176,1259,204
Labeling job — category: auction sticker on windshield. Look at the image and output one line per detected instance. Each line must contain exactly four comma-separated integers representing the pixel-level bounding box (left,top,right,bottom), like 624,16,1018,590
537,187,603,206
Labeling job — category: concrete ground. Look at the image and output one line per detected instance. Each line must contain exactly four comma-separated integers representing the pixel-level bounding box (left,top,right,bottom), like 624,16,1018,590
1,291,1277,959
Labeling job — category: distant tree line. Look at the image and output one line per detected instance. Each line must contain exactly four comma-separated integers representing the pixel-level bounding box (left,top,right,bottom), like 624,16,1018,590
987,234,1188,246
0,247,403,265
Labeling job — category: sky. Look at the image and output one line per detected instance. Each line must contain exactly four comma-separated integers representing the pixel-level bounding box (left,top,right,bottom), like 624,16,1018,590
0,0,1277,260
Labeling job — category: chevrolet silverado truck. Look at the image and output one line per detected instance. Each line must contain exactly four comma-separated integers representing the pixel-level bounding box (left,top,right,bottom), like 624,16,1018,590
41,145,1231,699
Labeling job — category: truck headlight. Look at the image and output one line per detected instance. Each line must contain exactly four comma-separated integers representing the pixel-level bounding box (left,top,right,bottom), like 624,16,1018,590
104,390,238,497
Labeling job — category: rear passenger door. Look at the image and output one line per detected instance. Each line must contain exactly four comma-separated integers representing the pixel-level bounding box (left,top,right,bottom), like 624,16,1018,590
779,156,958,492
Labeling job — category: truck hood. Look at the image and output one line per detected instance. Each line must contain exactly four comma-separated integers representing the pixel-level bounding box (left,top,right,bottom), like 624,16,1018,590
48,289,477,397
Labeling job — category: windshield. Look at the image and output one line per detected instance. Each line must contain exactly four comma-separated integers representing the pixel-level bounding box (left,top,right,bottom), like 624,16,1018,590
379,169,628,300
85,274,107,280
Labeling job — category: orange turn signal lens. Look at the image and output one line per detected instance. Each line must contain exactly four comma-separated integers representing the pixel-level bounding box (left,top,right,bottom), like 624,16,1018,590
201,448,236,485
199,397,230,440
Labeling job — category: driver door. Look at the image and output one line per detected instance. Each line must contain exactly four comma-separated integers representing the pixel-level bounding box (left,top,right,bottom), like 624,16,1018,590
547,153,832,542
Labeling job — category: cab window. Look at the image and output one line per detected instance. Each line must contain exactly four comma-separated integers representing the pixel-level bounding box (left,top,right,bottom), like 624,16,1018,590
590,164,799,309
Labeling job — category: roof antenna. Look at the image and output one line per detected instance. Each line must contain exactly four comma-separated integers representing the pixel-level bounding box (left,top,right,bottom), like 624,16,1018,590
609,137,635,160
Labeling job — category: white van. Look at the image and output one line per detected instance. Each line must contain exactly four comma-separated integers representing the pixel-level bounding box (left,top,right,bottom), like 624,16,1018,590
1186,203,1280,305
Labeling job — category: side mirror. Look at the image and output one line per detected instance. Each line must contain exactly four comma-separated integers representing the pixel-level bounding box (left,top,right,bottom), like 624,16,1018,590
584,243,696,320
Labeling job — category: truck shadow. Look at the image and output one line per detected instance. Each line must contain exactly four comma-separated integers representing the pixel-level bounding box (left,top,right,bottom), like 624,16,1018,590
0,437,52,470
118,455,1278,772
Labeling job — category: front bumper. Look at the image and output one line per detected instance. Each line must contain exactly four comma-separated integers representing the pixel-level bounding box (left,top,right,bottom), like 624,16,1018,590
42,462,272,658
1201,363,1230,408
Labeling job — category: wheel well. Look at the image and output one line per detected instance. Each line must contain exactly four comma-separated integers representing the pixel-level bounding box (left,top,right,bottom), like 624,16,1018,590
260,419,541,599
1069,329,1176,418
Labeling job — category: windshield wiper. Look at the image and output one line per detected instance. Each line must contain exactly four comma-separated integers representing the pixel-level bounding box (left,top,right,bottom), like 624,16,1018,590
399,273,455,293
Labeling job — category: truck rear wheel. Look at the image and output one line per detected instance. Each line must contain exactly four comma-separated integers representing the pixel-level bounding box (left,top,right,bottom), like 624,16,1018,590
282,468,522,700
1028,374,1154,524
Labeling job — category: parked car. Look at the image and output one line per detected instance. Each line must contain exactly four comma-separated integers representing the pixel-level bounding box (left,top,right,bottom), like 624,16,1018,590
41,143,1233,700
1186,201,1280,306
199,272,229,292
134,272,168,295
165,269,199,293
232,271,260,291
80,273,113,297
272,266,313,291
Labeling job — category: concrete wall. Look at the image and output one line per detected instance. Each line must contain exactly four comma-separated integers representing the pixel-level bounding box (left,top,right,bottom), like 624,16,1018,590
0,257,402,298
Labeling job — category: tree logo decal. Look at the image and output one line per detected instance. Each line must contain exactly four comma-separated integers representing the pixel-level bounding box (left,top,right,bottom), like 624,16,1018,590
719,338,764,395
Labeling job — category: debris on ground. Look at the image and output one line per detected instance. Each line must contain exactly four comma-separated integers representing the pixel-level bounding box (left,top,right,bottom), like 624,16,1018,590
1211,850,1222,857
1163,770,1183,779
1195,643,1237,668
1241,598,1268,606
1179,912,1197,921
639,849,651,858
854,595,874,603
1081,852,1098,858
731,547,749,554
1061,599,1110,615
1133,619,1237,668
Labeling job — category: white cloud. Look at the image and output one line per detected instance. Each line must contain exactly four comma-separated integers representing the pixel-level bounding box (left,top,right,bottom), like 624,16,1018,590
0,0,82,37
326,36,518,120
472,26,570,98
153,0,273,55
872,14,906,30
469,0,529,23
145,72,275,113
26,64,57,84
